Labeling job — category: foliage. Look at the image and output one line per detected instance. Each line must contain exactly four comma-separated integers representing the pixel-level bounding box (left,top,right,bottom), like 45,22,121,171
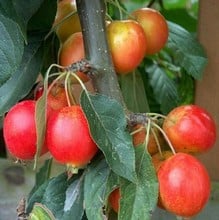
0,0,208,220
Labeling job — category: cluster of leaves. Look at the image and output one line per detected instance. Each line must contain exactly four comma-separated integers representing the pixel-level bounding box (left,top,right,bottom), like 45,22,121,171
0,0,208,219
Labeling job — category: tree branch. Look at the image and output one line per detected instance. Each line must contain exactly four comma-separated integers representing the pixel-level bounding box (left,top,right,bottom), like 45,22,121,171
76,0,126,107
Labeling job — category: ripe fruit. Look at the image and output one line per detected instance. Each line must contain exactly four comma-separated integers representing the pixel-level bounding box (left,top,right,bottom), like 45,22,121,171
47,84,68,113
163,105,216,154
54,0,81,43
59,32,89,83
131,8,168,55
108,188,120,213
34,83,68,115
3,100,47,160
158,153,210,217
107,20,147,74
132,124,164,155
46,105,98,170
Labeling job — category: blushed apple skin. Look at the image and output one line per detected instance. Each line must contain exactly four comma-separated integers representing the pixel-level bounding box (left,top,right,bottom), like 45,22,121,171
131,8,168,55
107,20,147,74
46,106,98,167
158,153,211,217
163,105,216,154
3,100,48,160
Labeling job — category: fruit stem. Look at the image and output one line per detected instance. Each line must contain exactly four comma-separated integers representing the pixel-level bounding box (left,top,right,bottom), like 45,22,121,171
151,121,176,155
76,0,126,108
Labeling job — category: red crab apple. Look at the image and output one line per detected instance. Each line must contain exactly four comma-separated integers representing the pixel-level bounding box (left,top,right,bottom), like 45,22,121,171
107,20,147,74
59,32,89,83
131,8,168,55
34,83,69,115
163,105,216,153
108,188,120,213
158,153,211,217
3,100,47,160
46,105,98,172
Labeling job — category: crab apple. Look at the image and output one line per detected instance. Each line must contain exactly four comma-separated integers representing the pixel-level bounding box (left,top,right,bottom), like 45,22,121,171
107,20,147,74
158,153,211,217
59,32,89,83
34,83,68,115
3,100,47,160
108,188,120,213
132,124,165,155
131,8,168,55
54,0,81,43
163,105,217,154
47,84,69,113
46,105,98,171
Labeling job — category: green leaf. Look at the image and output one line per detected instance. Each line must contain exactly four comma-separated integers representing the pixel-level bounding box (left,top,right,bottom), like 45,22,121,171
62,174,85,220
146,64,178,114
0,34,43,116
162,8,197,32
178,70,194,105
119,70,150,113
0,0,47,40
0,14,24,86
80,91,137,183
27,172,85,220
167,21,207,79
29,203,55,220
28,159,53,201
119,145,158,220
28,0,57,31
84,158,111,220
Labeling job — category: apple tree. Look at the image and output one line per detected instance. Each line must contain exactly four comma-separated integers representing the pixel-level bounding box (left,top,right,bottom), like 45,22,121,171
0,0,214,219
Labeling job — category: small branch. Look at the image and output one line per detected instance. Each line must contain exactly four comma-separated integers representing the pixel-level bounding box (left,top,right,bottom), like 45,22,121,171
66,59,97,78
127,112,148,127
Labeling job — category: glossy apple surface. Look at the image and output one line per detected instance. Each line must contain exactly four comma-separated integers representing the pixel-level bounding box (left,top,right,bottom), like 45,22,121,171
158,153,210,217
107,20,147,74
3,100,47,160
46,105,98,168
131,8,168,55
163,105,216,153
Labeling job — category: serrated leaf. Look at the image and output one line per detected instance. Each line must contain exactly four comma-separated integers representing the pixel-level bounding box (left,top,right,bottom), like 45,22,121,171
84,158,110,220
80,91,137,183
119,145,158,220
0,14,24,86
178,70,194,105
0,34,44,116
167,21,207,79
29,203,55,220
27,172,85,220
147,64,178,114
84,158,120,220
119,70,150,113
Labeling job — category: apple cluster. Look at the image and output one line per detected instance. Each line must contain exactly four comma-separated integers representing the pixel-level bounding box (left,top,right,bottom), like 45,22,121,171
54,0,168,77
3,84,99,174
109,104,217,218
